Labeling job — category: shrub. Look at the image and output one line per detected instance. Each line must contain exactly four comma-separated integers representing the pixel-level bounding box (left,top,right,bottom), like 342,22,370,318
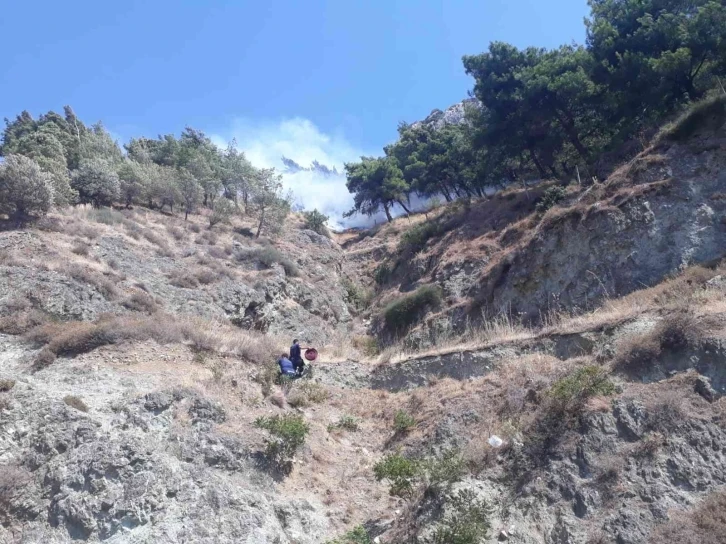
649,490,726,544
328,415,360,433
398,222,439,254
122,291,158,314
536,186,567,214
657,95,726,143
431,489,492,544
239,247,299,277
71,159,120,207
613,311,702,374
63,395,88,412
303,209,330,235
209,198,235,227
0,379,15,392
188,223,202,233
549,365,615,410
425,449,466,496
342,278,372,310
60,264,118,299
393,410,416,434
167,270,199,289
374,264,391,286
71,240,91,256
33,348,57,370
86,207,125,225
255,414,310,470
353,335,380,356
383,285,443,336
324,526,371,544
373,453,420,497
0,154,54,225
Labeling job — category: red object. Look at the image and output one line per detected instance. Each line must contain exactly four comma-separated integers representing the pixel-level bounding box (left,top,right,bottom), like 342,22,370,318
304,348,318,361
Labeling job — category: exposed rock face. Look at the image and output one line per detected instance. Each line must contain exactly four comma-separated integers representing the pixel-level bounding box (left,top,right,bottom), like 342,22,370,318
411,98,481,130
0,220,351,344
470,133,726,321
0,335,329,544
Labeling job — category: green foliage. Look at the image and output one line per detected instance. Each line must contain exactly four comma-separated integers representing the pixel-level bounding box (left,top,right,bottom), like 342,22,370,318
344,0,726,211
303,208,329,235
373,264,391,286
424,450,466,496
383,285,443,336
342,278,372,310
430,489,492,544
535,186,567,214
324,526,371,544
254,414,310,469
393,410,416,433
549,365,615,408
250,168,291,237
398,221,441,254
71,158,120,207
373,453,420,497
0,154,54,224
209,198,235,227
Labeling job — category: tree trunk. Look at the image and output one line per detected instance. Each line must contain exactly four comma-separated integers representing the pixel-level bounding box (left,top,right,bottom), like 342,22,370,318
553,106,590,164
528,146,547,179
384,203,393,222
256,208,265,238
185,208,189,221
397,200,411,214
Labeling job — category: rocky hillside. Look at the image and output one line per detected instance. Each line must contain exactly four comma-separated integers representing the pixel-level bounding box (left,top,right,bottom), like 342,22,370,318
2,104,726,544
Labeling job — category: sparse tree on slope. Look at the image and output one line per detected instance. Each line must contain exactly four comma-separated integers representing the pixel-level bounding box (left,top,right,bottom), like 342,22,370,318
71,158,120,207
250,168,291,237
177,168,202,220
0,154,54,225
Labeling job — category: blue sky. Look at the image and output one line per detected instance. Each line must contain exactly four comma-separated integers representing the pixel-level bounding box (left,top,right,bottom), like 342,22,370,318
0,0,589,222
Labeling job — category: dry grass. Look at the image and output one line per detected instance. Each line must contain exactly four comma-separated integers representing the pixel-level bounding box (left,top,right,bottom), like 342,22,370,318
649,490,726,544
25,313,285,366
58,263,119,299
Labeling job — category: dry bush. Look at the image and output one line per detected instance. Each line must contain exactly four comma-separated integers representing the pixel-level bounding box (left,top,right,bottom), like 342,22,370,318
194,267,219,285
0,379,15,392
166,225,186,241
33,348,57,370
196,230,218,245
188,223,202,234
122,291,158,314
0,309,50,336
63,395,88,412
78,224,100,239
141,228,173,255
613,311,704,374
206,246,227,260
0,466,31,524
25,313,283,366
71,240,91,256
649,490,726,544
59,263,118,299
633,432,665,458
646,390,685,432
167,269,199,289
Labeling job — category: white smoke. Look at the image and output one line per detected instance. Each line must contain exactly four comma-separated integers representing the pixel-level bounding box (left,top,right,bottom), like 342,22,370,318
211,117,387,229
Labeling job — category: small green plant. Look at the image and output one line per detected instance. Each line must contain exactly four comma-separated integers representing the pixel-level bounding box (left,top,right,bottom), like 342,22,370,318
549,365,615,409
353,335,379,356
303,209,330,235
398,222,440,254
328,415,360,433
424,449,466,496
63,395,88,412
342,278,373,310
324,525,371,544
255,413,310,469
383,285,442,336
536,186,567,214
373,453,420,497
430,489,492,544
393,410,416,434
209,198,235,227
374,264,391,286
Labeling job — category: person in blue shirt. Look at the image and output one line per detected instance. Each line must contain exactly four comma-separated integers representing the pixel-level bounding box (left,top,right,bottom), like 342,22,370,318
278,353,296,377
289,339,307,375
